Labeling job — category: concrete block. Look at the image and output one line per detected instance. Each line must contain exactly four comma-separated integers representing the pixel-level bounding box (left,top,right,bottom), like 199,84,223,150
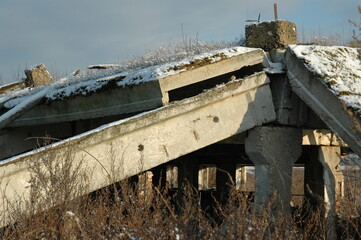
246,20,297,51
25,64,53,87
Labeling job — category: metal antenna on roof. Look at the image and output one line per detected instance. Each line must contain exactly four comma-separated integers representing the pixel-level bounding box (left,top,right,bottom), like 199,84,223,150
245,13,261,23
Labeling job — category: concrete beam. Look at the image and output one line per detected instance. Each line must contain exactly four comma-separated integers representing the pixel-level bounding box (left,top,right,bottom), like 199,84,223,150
0,72,275,227
221,129,347,146
285,48,361,157
302,129,347,147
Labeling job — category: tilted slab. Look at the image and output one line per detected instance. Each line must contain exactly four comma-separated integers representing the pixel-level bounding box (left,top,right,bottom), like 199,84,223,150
8,81,163,127
285,45,361,156
0,72,275,227
1,47,264,127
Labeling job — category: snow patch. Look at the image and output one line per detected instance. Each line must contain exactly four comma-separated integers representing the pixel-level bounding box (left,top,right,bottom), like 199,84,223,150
290,45,361,113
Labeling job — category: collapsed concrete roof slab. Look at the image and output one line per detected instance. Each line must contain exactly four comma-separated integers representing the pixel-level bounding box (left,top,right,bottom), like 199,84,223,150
285,45,361,156
0,72,275,227
0,47,265,128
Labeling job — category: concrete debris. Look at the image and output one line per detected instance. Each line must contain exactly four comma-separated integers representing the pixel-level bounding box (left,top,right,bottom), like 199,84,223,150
246,20,297,51
25,64,53,87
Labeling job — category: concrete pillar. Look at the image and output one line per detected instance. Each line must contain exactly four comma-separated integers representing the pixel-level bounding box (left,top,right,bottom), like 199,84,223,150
137,171,154,201
166,164,178,190
177,155,198,189
236,165,248,191
152,165,167,190
245,126,302,215
175,154,199,210
198,164,216,190
216,162,236,204
304,146,342,240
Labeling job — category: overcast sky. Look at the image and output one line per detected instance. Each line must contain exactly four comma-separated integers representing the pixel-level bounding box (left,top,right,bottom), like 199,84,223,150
0,0,359,84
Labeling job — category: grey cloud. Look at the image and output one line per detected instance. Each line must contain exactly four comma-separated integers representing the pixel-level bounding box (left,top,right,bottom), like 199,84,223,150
0,0,354,83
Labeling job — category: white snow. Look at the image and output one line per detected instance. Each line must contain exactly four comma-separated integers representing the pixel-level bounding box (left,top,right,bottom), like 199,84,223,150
264,62,285,74
65,211,76,217
290,45,361,113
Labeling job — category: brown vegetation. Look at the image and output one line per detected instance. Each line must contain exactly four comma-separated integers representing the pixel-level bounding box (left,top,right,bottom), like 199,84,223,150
0,146,360,239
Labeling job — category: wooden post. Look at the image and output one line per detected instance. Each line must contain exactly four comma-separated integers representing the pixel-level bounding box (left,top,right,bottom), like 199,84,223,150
274,3,278,20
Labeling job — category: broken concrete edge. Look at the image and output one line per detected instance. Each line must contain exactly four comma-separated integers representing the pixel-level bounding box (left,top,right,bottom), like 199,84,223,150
0,81,26,95
285,47,361,157
0,71,271,168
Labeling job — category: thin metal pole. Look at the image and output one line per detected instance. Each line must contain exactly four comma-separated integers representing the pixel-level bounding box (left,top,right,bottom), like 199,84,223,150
274,3,278,20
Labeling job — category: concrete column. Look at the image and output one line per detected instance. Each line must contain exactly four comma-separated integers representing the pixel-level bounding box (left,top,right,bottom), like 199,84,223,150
137,171,154,201
245,126,302,215
304,146,342,240
152,165,167,190
216,162,236,204
175,154,199,210
177,155,198,189
236,165,248,191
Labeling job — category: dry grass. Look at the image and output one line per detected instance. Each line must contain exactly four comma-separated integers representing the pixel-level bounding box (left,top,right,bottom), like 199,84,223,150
0,148,360,239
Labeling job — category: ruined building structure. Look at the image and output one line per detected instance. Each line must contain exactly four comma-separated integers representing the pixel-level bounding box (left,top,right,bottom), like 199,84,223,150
0,20,360,239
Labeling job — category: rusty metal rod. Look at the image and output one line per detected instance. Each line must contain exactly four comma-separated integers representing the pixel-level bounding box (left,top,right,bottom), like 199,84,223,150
274,3,278,20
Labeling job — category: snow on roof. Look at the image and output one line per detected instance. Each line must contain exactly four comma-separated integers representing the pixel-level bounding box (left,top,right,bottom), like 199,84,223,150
290,45,361,113
1,46,258,109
